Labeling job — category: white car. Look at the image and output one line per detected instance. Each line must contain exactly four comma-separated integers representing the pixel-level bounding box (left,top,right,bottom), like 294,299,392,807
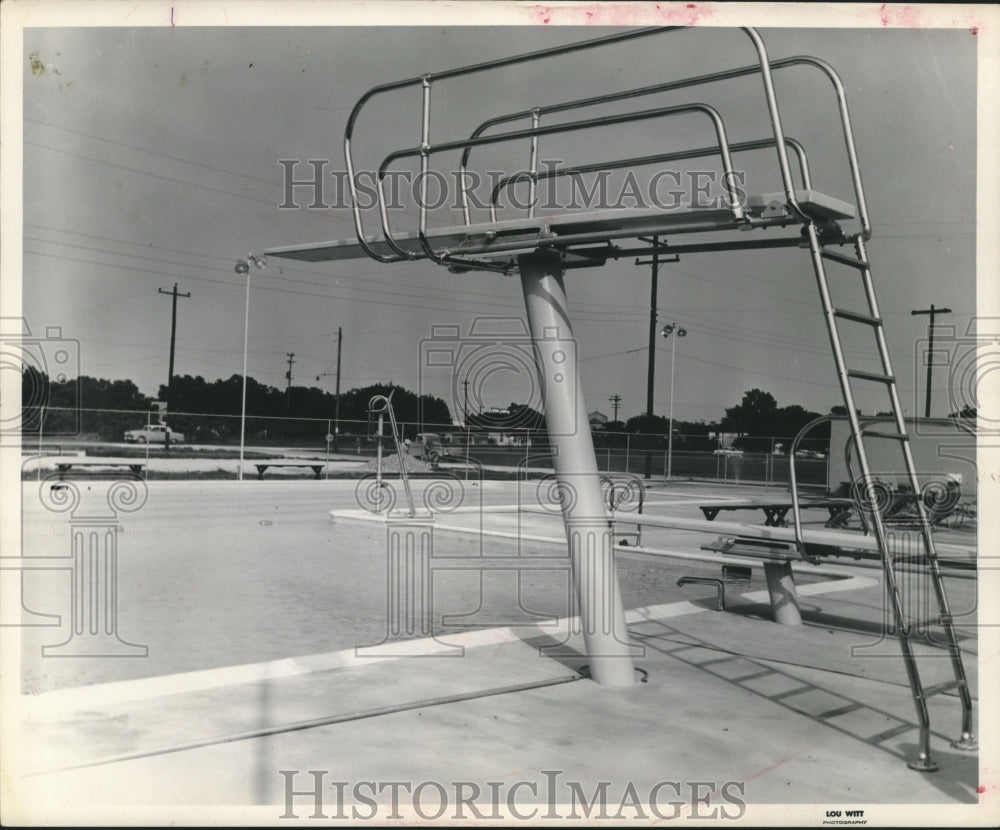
123,424,184,444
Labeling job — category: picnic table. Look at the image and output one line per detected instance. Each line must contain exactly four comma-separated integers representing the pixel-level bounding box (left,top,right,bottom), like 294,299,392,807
700,499,853,527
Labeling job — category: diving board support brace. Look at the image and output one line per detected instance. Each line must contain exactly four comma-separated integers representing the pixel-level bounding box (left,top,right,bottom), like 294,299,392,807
763,561,802,626
519,250,638,687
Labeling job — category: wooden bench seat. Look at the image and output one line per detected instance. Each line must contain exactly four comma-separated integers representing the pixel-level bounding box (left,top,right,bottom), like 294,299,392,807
254,461,326,480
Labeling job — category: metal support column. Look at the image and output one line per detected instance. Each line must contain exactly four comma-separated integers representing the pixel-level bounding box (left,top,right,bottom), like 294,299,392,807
518,250,636,687
762,561,802,626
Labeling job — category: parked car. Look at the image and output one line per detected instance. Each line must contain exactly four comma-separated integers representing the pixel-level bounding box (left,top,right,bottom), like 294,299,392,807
795,449,826,459
404,432,451,467
123,424,184,444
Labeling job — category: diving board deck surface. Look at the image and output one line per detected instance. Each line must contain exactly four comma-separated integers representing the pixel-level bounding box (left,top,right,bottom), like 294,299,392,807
610,510,977,567
266,190,854,264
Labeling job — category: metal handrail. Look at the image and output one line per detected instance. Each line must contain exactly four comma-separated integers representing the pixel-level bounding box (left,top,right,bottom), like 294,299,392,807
788,413,889,560
788,414,834,563
487,136,813,222
343,27,675,263
342,26,806,265
374,102,742,270
458,53,869,237
368,392,416,517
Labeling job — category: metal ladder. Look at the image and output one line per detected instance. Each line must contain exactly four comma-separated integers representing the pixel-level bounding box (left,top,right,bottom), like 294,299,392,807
800,224,976,771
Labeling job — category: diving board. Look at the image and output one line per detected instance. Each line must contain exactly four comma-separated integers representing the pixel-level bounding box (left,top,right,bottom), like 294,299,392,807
265,191,855,267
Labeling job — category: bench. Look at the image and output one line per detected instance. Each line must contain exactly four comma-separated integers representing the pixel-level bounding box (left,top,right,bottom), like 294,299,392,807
54,459,146,480
700,499,853,527
254,461,326,480
677,564,752,612
685,535,803,625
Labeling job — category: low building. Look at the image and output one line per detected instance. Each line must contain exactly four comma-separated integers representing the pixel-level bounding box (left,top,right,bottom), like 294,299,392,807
588,410,609,429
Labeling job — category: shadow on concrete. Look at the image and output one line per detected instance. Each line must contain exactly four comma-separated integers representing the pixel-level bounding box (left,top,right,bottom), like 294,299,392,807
628,617,978,804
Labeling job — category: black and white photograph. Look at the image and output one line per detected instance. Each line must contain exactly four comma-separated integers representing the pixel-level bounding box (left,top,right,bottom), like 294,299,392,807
1,1,998,825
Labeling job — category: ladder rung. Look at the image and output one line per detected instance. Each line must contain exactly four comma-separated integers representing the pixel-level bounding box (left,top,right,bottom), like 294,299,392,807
921,680,963,698
821,248,870,269
847,369,895,385
834,308,883,326
863,429,909,441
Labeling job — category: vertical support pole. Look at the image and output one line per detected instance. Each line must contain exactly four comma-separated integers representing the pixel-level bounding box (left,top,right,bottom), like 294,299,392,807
334,326,342,451
375,412,385,511
239,270,251,481
667,331,676,480
518,250,636,687
326,419,332,479
528,110,540,219
762,561,802,626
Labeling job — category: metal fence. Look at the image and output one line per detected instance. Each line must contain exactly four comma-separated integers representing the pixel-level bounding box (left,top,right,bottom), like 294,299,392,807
20,406,829,487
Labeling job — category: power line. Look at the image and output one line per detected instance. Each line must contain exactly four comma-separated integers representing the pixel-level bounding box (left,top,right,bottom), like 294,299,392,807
24,117,277,187
651,342,842,389
24,140,280,207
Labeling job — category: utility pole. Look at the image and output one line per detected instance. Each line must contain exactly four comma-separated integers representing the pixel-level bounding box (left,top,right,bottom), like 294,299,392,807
644,237,659,419
157,282,190,449
285,352,295,410
636,236,678,478
609,394,622,423
911,304,951,418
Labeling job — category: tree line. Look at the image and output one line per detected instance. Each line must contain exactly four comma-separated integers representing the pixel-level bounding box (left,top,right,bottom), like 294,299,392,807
19,369,453,444
23,367,969,450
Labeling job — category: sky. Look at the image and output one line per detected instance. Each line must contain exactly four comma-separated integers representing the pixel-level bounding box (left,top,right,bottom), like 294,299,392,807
5,2,994,430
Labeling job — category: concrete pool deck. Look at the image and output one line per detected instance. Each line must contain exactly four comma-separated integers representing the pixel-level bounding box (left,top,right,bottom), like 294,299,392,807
3,478,993,825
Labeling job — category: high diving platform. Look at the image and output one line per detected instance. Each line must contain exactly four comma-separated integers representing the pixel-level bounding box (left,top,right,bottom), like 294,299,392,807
266,26,975,771
266,191,855,269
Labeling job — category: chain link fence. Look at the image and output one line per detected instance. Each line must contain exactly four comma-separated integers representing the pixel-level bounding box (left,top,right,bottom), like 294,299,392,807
19,405,829,486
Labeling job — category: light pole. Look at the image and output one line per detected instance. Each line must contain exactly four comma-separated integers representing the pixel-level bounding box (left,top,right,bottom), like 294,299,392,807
235,254,266,481
660,322,687,480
